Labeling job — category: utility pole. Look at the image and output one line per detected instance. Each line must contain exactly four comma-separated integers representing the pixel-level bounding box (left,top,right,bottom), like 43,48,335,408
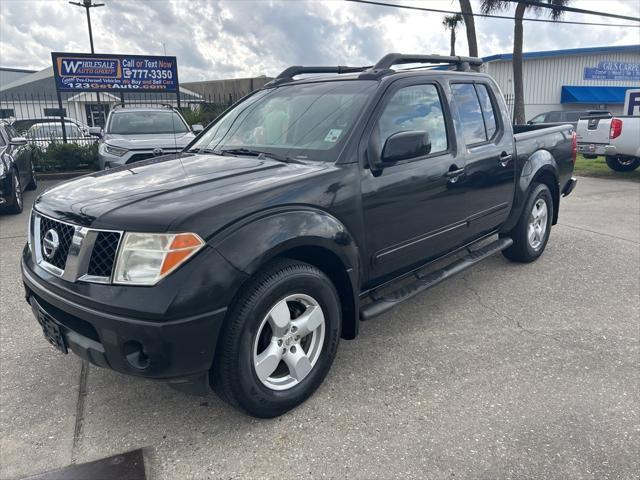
69,0,105,126
69,0,104,54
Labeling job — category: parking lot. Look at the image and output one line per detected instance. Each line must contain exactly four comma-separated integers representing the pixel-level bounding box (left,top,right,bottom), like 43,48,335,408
1,176,638,479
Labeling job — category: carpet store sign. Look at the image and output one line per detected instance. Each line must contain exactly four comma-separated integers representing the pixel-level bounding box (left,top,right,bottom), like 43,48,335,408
51,52,179,92
584,61,640,81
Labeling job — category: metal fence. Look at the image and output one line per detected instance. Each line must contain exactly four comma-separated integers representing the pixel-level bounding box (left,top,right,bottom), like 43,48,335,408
0,90,238,148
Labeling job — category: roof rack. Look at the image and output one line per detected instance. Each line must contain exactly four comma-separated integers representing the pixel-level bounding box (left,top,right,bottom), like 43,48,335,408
362,53,483,77
264,53,484,87
265,65,372,87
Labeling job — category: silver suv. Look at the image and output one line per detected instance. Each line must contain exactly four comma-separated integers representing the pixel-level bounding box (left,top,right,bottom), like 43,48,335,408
91,106,203,169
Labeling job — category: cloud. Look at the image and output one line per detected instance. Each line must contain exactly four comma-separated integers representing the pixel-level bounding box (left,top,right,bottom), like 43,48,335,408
0,0,638,81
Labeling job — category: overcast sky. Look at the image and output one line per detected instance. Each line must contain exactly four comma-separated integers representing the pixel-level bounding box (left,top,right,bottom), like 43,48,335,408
0,0,638,82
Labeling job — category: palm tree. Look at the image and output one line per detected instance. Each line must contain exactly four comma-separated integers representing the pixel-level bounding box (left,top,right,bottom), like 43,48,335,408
442,13,464,56
481,0,569,124
459,0,478,57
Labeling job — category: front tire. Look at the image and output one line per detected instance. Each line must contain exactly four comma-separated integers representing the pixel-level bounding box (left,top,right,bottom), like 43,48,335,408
605,155,640,172
3,169,23,214
211,259,341,418
501,183,553,263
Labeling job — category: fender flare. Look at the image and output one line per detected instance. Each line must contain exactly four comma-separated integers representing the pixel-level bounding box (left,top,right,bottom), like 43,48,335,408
211,207,361,338
502,149,560,233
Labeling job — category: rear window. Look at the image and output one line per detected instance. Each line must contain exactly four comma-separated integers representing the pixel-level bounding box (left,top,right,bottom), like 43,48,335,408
565,112,581,122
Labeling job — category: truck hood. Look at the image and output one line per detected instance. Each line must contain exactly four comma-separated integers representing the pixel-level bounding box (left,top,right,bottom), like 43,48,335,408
34,153,327,233
102,132,195,149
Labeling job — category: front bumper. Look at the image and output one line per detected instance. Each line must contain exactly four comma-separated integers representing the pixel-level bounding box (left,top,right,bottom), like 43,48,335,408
21,247,238,395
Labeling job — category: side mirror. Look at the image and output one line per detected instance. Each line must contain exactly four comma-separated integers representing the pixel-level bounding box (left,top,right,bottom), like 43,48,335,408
192,124,204,133
381,131,431,163
9,137,28,147
88,127,103,138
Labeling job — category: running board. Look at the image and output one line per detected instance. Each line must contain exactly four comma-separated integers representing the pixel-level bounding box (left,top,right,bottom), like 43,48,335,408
359,237,513,321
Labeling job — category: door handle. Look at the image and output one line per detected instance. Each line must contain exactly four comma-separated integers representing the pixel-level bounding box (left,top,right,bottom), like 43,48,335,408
499,152,513,167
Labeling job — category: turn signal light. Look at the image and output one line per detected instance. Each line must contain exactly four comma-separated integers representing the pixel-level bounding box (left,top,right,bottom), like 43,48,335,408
609,118,623,139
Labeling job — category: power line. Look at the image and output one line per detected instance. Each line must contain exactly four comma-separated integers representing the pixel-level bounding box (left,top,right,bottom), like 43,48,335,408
504,0,640,23
345,0,640,28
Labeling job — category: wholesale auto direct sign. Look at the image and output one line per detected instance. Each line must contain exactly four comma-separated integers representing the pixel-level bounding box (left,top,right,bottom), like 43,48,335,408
51,52,179,92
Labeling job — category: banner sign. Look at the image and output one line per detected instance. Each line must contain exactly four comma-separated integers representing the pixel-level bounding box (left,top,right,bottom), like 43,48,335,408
51,52,179,92
624,89,640,116
583,61,640,81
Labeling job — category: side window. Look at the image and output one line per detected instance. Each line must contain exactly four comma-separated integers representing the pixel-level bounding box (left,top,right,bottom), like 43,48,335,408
451,83,486,145
565,112,580,122
475,84,498,139
376,84,448,156
546,111,561,123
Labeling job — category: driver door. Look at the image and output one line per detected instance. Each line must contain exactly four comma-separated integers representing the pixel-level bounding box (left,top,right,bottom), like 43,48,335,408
361,80,467,283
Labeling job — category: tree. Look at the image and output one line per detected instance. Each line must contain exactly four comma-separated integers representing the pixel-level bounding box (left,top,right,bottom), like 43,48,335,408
481,0,568,124
459,0,478,57
442,14,464,56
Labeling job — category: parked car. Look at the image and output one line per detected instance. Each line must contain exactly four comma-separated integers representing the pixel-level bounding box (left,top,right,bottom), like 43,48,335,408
527,109,610,128
576,114,640,171
11,117,89,136
91,106,204,169
25,121,95,149
0,122,36,214
21,54,577,417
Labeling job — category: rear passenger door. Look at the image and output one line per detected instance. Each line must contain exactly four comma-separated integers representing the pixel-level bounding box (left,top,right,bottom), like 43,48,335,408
450,82,515,242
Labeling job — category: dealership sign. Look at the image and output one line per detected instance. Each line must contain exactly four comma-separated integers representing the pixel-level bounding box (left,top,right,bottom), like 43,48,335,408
51,52,179,92
583,61,640,81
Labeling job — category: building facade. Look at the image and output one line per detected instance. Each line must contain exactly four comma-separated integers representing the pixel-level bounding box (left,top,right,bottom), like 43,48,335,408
483,45,640,120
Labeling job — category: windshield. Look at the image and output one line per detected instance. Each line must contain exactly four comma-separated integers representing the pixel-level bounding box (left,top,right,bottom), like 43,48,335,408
190,80,376,161
107,111,189,134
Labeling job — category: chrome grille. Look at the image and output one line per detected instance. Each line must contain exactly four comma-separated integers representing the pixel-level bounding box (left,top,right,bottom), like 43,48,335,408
87,231,121,278
31,211,122,283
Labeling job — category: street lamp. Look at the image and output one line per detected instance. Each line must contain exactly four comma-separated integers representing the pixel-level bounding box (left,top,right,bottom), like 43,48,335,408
69,0,104,54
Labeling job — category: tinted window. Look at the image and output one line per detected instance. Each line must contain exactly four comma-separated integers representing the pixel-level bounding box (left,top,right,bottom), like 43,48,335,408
546,111,561,122
565,112,580,122
108,111,189,134
451,83,486,145
376,84,447,155
475,84,497,139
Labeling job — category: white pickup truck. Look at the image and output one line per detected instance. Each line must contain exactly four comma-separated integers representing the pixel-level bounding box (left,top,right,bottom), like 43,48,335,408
576,89,640,172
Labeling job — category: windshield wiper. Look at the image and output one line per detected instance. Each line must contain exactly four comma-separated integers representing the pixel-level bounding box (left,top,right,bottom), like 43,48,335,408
218,148,304,164
188,147,217,154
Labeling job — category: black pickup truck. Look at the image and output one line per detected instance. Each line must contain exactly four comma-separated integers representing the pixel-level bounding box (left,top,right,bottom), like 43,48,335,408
22,54,577,417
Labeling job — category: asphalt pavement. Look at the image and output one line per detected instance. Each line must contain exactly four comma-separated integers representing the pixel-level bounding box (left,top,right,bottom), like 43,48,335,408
1,176,638,479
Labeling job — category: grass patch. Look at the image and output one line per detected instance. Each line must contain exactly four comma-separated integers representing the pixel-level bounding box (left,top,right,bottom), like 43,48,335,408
574,155,640,182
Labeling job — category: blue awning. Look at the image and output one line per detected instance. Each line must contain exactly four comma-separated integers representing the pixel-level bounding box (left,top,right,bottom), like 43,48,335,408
561,86,632,104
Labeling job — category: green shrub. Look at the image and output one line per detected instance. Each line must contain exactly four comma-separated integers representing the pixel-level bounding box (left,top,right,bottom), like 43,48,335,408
31,142,98,172
179,103,227,127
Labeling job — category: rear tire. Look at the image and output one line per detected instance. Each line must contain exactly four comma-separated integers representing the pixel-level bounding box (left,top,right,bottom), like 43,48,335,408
605,155,640,172
211,259,341,418
501,183,553,263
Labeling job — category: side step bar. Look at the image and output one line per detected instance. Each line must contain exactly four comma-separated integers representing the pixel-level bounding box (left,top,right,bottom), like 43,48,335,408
359,237,513,321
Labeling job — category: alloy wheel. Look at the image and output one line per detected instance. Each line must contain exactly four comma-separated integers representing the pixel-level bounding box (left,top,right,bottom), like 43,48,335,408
527,198,547,250
253,294,325,391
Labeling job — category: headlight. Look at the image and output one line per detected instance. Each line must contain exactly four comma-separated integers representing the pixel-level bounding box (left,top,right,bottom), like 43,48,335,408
114,232,204,285
103,143,128,157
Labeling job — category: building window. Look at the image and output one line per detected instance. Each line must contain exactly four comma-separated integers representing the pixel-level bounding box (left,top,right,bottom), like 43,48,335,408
43,108,67,117
0,108,15,119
